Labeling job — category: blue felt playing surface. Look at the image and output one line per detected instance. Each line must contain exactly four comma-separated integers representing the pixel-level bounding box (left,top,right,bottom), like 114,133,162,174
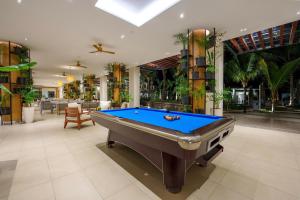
100,108,222,134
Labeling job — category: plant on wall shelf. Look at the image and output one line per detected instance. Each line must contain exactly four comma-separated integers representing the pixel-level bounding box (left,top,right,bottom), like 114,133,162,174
192,85,206,101
120,90,132,103
208,91,224,109
178,58,188,70
175,74,190,104
0,84,12,115
174,32,189,56
206,51,215,80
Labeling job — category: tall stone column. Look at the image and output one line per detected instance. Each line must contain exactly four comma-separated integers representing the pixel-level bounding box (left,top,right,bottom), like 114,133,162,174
129,66,140,107
100,76,108,101
215,43,224,115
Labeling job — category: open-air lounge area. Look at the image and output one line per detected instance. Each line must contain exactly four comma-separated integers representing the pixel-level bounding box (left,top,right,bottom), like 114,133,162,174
0,0,300,200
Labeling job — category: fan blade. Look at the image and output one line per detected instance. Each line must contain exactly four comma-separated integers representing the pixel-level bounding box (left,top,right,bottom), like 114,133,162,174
93,44,98,49
89,51,99,53
102,50,115,54
79,65,88,69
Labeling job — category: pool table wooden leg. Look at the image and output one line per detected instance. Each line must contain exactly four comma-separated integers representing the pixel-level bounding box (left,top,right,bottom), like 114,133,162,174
162,152,185,193
106,130,115,148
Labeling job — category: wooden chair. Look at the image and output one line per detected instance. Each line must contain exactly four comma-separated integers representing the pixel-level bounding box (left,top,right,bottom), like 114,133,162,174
64,107,95,130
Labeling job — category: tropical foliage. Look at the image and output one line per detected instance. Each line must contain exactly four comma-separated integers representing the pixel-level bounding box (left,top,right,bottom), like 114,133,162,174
19,86,38,107
258,57,300,112
0,61,37,107
173,33,189,49
225,53,260,112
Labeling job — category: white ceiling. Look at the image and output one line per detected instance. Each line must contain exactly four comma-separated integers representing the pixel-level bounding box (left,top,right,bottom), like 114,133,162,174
0,0,299,87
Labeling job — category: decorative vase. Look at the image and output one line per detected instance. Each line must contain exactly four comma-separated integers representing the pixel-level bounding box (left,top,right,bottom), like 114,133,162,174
23,106,35,123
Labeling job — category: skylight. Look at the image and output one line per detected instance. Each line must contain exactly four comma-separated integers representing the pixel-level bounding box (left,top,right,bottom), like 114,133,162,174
95,0,181,27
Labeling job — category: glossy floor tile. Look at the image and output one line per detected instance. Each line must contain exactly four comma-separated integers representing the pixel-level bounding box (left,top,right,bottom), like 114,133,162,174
0,113,299,200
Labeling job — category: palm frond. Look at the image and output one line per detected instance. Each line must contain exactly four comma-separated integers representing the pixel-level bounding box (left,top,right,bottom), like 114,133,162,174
0,84,12,95
0,62,37,72
274,56,300,89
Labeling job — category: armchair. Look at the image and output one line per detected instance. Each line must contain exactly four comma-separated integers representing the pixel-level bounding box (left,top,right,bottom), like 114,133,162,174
64,106,95,130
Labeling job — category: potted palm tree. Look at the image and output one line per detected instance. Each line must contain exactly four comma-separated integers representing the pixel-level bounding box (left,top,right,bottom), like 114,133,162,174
19,86,38,123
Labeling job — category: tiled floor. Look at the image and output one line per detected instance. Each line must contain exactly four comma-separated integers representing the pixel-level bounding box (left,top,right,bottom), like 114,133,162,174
0,113,300,200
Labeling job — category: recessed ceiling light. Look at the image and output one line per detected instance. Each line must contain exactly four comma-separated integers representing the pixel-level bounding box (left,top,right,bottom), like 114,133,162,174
24,37,28,41
240,28,247,32
95,0,181,27
17,0,22,4
179,13,184,19
120,34,125,39
297,11,300,15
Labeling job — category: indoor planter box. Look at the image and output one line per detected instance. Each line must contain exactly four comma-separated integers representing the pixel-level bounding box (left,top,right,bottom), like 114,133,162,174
17,77,28,84
181,96,190,105
0,107,11,115
195,108,205,114
180,49,189,57
181,61,188,70
191,71,200,79
207,35,216,49
196,57,206,67
205,72,214,80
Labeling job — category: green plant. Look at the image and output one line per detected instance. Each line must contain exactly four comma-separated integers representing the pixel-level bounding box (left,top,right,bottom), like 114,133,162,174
206,51,215,72
225,53,260,112
174,33,189,50
0,84,12,107
0,62,37,72
175,75,190,97
192,85,205,100
19,86,38,107
121,90,132,102
222,88,232,111
209,91,224,109
258,57,300,112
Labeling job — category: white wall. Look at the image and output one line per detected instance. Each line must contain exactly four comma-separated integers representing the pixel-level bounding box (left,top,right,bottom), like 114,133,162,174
215,43,224,115
129,66,140,107
100,76,108,101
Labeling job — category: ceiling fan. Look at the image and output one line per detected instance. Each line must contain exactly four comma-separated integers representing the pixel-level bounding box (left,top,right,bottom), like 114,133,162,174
54,72,67,78
68,61,87,69
90,43,115,54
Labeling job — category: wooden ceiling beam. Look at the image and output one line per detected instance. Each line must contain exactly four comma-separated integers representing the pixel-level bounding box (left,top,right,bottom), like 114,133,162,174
230,39,242,53
238,36,249,51
268,28,274,48
247,34,256,49
280,25,285,46
257,31,265,49
289,21,298,44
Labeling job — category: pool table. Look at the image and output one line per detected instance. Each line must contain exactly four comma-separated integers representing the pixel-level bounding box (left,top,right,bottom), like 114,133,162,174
91,108,235,193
